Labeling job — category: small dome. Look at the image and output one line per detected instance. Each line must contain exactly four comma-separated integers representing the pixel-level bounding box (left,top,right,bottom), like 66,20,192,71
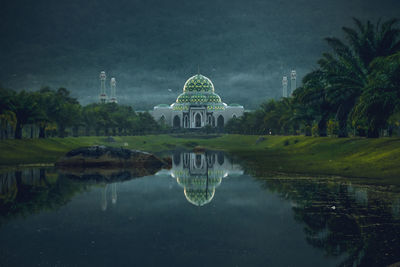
183,74,214,93
155,104,170,108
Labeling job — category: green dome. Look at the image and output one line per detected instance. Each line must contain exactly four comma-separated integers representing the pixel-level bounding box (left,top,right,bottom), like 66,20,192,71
177,176,222,188
172,74,226,110
184,188,215,206
183,74,214,93
176,92,222,104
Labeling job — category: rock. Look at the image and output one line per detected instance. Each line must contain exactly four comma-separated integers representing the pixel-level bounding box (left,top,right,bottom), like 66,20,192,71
58,168,154,183
256,136,265,144
162,157,172,166
55,146,169,170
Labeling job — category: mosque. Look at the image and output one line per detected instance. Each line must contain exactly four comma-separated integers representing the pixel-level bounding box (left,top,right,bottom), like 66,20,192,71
151,74,244,128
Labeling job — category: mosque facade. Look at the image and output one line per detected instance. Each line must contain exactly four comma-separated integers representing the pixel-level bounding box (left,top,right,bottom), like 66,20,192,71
151,74,244,128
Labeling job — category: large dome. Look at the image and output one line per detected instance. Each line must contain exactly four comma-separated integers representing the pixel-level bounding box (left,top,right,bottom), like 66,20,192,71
173,74,225,110
176,92,222,104
184,188,215,206
183,74,214,93
172,74,226,110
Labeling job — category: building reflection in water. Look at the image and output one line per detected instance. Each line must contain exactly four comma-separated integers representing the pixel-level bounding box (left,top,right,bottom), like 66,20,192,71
167,151,243,206
101,183,118,211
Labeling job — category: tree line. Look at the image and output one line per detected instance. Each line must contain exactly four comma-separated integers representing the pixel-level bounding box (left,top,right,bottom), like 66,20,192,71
1,18,399,139
0,87,160,139
226,18,400,138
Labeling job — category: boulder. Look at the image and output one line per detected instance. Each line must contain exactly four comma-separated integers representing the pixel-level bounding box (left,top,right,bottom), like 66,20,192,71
58,168,154,183
55,146,169,171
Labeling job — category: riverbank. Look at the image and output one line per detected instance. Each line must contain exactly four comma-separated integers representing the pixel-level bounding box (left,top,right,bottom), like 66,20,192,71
1,135,399,183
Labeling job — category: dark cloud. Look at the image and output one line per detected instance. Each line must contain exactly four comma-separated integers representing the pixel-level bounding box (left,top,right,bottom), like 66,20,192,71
0,0,399,109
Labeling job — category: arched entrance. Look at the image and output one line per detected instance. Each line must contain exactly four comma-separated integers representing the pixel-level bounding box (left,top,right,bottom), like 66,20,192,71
184,153,190,168
173,115,181,128
159,115,166,125
173,152,181,166
195,154,203,169
217,152,225,165
217,115,224,128
184,115,189,128
195,113,202,128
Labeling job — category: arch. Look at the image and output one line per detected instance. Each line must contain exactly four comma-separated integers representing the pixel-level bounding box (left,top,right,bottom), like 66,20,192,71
217,152,225,165
173,115,181,128
195,154,203,169
184,153,190,168
232,114,237,119
195,113,202,128
159,115,166,124
173,152,181,166
207,153,215,167
184,115,189,128
217,115,224,128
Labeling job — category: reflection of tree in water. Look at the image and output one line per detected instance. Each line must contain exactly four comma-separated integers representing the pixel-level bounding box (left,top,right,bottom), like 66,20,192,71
260,178,400,266
0,168,88,227
0,167,125,225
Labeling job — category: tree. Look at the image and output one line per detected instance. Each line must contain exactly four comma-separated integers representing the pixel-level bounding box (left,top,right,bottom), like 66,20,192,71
319,18,400,137
48,88,81,138
33,87,56,138
293,70,332,137
352,52,400,137
11,91,40,139
0,87,16,139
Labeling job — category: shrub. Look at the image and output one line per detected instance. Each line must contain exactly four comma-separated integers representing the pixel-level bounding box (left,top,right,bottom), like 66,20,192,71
327,119,339,137
283,140,290,146
312,124,319,137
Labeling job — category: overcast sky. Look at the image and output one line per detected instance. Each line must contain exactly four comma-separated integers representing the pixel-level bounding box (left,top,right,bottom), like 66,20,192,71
1,0,399,109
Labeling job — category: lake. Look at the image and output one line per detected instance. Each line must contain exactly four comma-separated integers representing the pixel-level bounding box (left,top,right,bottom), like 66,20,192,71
0,151,399,267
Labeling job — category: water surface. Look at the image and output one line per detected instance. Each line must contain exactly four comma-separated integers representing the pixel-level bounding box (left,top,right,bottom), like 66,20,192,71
0,151,399,266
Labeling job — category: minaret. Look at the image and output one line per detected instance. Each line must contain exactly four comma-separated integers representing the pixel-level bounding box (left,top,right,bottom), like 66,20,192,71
282,76,288,97
99,71,107,103
110,77,117,103
290,70,297,96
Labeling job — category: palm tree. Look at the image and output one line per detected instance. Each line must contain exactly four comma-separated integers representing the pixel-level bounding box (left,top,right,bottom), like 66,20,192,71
352,51,400,137
293,70,332,136
319,18,400,137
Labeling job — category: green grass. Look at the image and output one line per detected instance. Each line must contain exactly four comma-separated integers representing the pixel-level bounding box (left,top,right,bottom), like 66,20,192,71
1,134,399,183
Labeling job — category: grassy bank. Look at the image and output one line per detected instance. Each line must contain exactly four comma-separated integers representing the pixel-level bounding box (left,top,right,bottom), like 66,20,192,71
1,135,399,183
